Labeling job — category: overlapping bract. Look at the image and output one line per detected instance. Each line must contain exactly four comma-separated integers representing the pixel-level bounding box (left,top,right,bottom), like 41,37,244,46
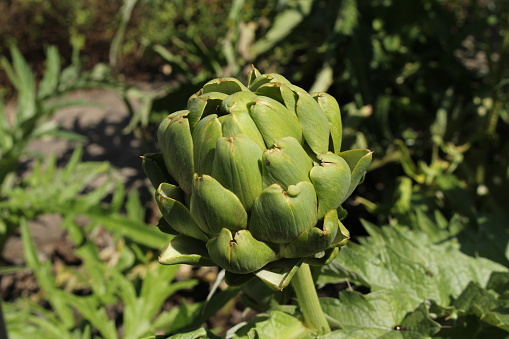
143,67,372,290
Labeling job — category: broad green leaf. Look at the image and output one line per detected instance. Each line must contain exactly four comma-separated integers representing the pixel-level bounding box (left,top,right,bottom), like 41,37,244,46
454,280,509,332
322,222,507,309
233,310,313,339
321,294,440,338
320,290,414,332
458,214,509,267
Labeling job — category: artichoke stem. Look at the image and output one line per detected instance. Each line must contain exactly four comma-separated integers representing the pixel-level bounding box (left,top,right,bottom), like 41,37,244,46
291,263,331,334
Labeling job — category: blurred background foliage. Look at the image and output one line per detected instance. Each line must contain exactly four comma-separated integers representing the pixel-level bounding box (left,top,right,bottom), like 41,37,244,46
1,0,509,337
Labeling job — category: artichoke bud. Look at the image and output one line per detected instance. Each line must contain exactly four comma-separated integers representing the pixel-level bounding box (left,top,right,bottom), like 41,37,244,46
157,183,209,242
187,92,228,130
147,69,372,286
249,73,291,91
190,174,248,235
159,235,215,266
211,135,263,212
248,96,303,147
249,181,317,244
262,137,312,189
192,114,222,176
207,228,278,274
281,209,339,258
202,77,249,95
141,152,173,189
247,65,262,88
312,92,342,154
340,149,373,199
255,82,296,110
157,110,194,196
310,153,352,219
287,85,330,155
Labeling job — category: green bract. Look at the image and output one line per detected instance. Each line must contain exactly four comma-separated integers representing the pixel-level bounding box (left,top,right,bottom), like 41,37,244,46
143,67,372,290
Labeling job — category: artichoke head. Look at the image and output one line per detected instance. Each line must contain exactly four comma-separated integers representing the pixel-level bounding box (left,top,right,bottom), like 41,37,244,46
143,67,372,290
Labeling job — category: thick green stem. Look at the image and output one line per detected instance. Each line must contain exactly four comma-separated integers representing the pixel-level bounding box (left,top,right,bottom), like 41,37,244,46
291,263,331,334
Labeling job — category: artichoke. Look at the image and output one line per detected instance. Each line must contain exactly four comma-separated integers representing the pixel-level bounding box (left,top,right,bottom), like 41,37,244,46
142,67,372,290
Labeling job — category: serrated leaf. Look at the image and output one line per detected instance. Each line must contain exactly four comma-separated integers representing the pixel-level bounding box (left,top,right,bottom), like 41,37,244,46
232,310,313,339
321,222,507,308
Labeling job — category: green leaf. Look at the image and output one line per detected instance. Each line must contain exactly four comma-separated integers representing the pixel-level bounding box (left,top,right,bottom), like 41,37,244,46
321,293,439,338
233,310,313,339
2,46,36,125
164,327,221,339
458,214,509,267
20,218,75,329
320,290,411,332
399,302,442,337
252,0,313,57
39,46,61,99
454,280,509,332
322,222,507,308
61,295,117,339
85,213,172,249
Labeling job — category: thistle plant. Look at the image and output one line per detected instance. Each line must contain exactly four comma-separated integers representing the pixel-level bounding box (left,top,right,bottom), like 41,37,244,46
142,66,372,333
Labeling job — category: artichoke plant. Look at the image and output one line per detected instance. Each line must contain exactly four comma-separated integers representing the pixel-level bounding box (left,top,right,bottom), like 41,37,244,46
142,67,372,291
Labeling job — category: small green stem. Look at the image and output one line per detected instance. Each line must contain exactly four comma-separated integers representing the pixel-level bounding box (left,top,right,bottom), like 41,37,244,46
292,263,331,334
